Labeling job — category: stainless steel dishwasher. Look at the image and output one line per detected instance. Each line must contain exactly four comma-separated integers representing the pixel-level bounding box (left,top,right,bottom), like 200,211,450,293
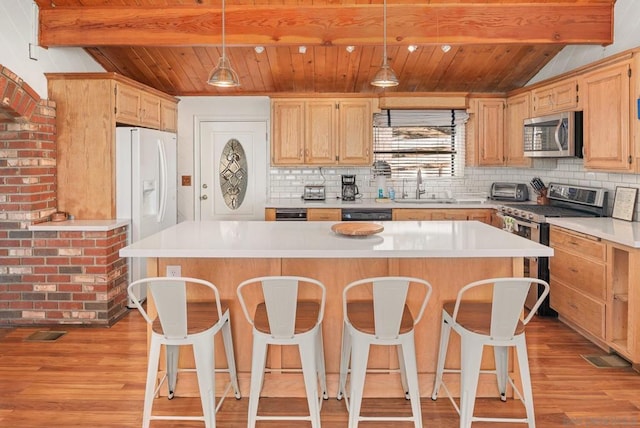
341,208,392,221
274,208,307,221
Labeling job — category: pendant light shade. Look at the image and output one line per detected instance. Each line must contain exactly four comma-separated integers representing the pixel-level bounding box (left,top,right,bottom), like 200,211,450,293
371,0,399,88
207,0,240,88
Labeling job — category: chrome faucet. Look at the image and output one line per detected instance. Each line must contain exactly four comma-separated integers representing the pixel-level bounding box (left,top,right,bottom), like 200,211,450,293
401,178,408,199
415,169,425,199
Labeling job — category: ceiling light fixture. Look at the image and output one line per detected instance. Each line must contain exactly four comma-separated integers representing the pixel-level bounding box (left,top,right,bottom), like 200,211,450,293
298,46,307,54
407,45,418,53
254,46,264,54
207,0,240,88
441,44,451,53
370,0,399,88
346,46,355,53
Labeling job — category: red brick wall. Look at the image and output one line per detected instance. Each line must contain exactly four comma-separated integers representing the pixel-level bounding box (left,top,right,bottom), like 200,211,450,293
0,65,128,325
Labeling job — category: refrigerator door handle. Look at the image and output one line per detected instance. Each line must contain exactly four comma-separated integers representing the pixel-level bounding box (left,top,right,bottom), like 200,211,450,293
157,138,168,223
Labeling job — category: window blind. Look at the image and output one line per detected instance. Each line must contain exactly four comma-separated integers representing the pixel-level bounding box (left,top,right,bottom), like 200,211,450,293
373,110,468,178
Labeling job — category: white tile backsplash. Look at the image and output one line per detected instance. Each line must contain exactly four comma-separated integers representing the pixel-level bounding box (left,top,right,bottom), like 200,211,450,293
269,158,640,221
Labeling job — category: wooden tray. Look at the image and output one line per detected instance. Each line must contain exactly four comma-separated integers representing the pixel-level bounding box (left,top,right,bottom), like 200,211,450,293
331,222,384,236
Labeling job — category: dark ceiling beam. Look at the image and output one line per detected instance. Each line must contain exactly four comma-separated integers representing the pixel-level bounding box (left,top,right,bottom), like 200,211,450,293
38,3,613,48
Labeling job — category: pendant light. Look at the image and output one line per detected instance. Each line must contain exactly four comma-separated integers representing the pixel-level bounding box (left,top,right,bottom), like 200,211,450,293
207,0,240,87
370,0,399,88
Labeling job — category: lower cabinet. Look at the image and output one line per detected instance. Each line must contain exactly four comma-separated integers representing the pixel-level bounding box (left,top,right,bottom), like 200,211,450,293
393,208,491,223
550,225,640,365
306,208,341,221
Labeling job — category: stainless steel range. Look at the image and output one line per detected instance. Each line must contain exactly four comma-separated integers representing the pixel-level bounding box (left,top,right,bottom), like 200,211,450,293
496,183,608,316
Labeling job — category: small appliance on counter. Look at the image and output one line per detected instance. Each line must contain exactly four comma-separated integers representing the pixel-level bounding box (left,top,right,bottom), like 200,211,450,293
302,185,326,201
341,175,360,201
490,182,529,202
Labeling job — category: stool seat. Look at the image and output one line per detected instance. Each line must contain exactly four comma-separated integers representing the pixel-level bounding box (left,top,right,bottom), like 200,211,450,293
442,301,526,336
151,301,230,336
347,301,414,335
254,300,320,335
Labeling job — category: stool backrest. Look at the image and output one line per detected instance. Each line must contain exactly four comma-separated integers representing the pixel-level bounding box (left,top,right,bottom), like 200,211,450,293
127,276,222,339
237,276,326,339
344,276,432,340
451,277,550,340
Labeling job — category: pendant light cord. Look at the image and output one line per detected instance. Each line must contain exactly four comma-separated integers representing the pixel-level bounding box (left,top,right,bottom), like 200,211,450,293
221,0,226,59
382,0,388,66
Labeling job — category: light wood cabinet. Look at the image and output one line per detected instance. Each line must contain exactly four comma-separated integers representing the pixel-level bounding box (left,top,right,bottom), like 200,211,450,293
271,98,373,166
504,92,532,167
468,98,506,166
393,208,492,223
160,101,178,132
582,60,632,171
531,78,580,115
307,208,341,221
46,72,179,219
550,225,640,365
115,83,176,131
549,226,606,341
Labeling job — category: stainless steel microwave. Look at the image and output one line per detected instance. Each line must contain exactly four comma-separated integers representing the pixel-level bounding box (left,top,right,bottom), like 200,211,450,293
523,111,583,158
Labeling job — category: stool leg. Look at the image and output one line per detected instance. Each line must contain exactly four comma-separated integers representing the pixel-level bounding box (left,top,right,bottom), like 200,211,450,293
400,333,423,428
165,344,179,399
459,337,483,428
193,336,216,428
431,314,452,400
300,333,322,428
221,316,241,398
348,334,370,428
337,321,351,401
494,345,509,402
247,334,268,428
143,338,162,428
515,335,536,428
316,327,328,400
397,344,410,399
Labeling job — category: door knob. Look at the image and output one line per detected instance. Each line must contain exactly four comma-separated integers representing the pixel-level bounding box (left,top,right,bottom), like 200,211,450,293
201,195,208,200
202,184,208,189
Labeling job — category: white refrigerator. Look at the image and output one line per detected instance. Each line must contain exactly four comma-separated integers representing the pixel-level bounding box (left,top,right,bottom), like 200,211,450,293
116,127,177,307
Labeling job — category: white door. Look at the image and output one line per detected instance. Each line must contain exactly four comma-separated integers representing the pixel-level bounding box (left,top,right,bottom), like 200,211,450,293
199,121,267,220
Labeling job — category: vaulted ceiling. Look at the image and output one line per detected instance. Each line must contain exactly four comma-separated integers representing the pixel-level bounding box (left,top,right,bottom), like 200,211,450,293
35,0,614,96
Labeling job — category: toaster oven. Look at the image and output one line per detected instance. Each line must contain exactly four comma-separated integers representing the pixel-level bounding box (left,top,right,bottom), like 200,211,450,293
490,182,529,201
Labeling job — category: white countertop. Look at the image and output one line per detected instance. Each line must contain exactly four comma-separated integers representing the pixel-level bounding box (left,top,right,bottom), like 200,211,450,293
119,220,553,259
29,219,130,232
265,197,496,209
547,217,640,248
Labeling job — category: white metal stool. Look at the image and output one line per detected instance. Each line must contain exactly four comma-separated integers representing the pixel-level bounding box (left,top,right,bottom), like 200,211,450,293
128,276,241,428
431,277,550,428
237,275,328,428
336,276,433,428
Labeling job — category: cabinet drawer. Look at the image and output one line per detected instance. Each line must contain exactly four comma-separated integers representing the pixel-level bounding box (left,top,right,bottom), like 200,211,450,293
549,247,606,300
550,281,605,340
550,226,605,261
307,208,341,221
392,209,432,221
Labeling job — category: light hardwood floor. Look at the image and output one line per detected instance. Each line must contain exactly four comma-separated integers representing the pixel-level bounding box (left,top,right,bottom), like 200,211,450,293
1,311,640,427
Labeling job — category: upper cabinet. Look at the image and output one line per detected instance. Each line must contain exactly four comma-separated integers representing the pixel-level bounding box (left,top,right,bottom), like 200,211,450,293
582,59,632,171
505,92,532,167
271,98,374,166
467,97,506,166
46,72,179,219
531,78,580,115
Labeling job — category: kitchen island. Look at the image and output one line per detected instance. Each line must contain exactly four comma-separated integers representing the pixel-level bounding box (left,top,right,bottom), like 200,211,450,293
120,220,552,398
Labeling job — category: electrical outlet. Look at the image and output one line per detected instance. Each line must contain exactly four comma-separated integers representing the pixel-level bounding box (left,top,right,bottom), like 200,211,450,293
166,265,181,277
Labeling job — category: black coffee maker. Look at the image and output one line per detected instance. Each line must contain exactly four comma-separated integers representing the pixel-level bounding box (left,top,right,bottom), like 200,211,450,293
341,175,359,201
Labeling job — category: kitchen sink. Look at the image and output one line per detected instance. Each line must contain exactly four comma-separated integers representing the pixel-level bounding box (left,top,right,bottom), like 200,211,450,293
393,198,456,204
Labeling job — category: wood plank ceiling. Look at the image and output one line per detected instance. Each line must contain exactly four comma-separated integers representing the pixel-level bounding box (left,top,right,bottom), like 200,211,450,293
35,0,614,96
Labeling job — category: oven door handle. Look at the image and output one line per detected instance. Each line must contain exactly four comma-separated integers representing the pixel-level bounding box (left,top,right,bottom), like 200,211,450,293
496,212,540,230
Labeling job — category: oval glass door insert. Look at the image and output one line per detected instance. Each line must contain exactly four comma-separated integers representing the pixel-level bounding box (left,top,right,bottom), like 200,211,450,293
219,138,248,209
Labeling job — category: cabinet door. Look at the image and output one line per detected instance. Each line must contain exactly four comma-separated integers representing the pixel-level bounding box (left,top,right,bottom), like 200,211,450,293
582,62,632,171
307,208,341,221
160,101,178,132
531,79,579,115
306,101,337,164
115,84,141,125
337,100,372,165
139,93,162,128
476,99,505,166
466,209,492,224
393,209,433,221
430,210,468,220
271,100,305,165
505,93,532,167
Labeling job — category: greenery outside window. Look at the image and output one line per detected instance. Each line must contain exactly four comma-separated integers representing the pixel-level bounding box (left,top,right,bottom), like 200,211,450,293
373,110,468,179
